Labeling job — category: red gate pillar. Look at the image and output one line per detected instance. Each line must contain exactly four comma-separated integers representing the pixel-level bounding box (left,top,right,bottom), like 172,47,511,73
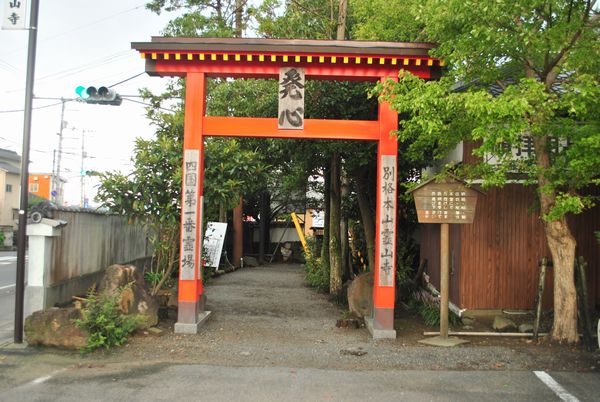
175,72,211,333
370,77,398,339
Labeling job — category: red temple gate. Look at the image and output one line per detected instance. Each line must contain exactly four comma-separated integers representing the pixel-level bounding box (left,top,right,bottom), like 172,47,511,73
132,37,442,338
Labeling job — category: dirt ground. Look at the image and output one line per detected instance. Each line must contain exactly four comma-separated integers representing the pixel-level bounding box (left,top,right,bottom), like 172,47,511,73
1,263,598,384
90,263,599,372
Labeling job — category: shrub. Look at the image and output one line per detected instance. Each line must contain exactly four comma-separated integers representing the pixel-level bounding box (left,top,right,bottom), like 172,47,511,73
74,284,145,353
409,289,462,327
303,237,330,292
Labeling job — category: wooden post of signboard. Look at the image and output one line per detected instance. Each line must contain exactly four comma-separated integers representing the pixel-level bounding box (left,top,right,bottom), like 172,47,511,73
408,175,484,347
440,222,450,339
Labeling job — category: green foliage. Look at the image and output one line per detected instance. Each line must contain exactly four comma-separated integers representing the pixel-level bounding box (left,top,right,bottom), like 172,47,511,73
203,138,270,220
144,271,164,288
146,0,255,37
256,0,339,40
350,0,424,42
409,290,462,327
74,285,145,353
303,237,330,292
372,1,600,221
373,0,600,342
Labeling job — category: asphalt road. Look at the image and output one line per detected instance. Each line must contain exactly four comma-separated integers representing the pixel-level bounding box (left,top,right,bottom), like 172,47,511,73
0,363,597,401
0,251,22,344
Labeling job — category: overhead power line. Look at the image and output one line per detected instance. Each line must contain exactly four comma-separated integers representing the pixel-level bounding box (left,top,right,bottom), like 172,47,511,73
108,72,147,88
0,100,66,114
0,4,147,59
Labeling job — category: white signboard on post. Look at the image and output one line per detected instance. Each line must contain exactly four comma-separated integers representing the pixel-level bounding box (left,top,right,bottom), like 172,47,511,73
3,0,28,30
203,222,227,268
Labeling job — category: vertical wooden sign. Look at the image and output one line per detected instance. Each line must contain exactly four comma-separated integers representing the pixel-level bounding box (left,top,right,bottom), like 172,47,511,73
278,67,305,129
180,149,200,280
378,155,397,287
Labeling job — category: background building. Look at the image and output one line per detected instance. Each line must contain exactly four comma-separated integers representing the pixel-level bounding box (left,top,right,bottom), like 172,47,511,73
28,173,66,205
0,149,21,246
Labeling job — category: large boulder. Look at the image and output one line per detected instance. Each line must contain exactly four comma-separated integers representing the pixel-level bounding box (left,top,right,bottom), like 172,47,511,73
347,271,374,318
24,308,87,349
97,264,159,328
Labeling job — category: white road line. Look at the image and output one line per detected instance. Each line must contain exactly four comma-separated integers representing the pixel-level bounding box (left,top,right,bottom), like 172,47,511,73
0,257,16,262
28,368,66,386
534,371,580,402
0,284,15,290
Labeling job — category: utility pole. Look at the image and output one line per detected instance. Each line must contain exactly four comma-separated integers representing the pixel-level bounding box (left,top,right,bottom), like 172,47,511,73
54,98,66,205
80,130,86,208
15,0,41,344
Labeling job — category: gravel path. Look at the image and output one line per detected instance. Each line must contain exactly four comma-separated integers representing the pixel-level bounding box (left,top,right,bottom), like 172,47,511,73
109,263,598,372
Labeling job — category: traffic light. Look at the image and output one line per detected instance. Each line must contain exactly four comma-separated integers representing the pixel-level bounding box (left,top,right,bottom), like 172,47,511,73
75,85,122,106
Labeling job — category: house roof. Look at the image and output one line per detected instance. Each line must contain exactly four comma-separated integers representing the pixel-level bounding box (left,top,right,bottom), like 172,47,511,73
0,161,20,175
0,148,21,164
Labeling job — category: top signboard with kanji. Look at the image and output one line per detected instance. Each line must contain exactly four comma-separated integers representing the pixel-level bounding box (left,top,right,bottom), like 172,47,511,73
408,176,483,224
3,0,27,30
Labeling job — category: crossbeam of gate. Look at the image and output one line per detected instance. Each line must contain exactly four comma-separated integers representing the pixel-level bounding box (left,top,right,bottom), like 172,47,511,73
132,37,441,338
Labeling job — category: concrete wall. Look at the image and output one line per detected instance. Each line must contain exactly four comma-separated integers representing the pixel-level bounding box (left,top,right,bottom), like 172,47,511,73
253,225,301,244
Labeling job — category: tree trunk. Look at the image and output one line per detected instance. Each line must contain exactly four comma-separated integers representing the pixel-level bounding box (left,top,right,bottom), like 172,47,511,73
321,165,330,268
340,175,350,280
533,136,578,343
355,170,376,271
336,0,348,40
329,152,342,297
219,203,227,223
235,0,243,38
545,217,577,343
328,0,348,293
232,197,243,267
258,190,270,265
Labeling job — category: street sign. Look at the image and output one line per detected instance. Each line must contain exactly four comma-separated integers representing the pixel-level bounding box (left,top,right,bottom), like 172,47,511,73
2,0,28,30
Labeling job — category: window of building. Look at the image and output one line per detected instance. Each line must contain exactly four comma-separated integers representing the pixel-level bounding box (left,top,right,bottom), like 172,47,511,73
29,183,39,193
5,184,12,193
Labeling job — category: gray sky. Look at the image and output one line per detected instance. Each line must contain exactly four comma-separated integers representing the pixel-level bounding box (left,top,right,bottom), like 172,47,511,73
0,1,179,206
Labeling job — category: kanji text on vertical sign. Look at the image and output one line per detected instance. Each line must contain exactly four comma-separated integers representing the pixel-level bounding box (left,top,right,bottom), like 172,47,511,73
2,0,27,30
278,67,305,129
378,155,396,287
181,149,200,280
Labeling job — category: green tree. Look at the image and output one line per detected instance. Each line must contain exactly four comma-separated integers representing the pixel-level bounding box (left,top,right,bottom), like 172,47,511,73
350,0,424,42
204,137,269,222
376,0,600,343
146,0,252,37
97,82,268,292
96,100,184,296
